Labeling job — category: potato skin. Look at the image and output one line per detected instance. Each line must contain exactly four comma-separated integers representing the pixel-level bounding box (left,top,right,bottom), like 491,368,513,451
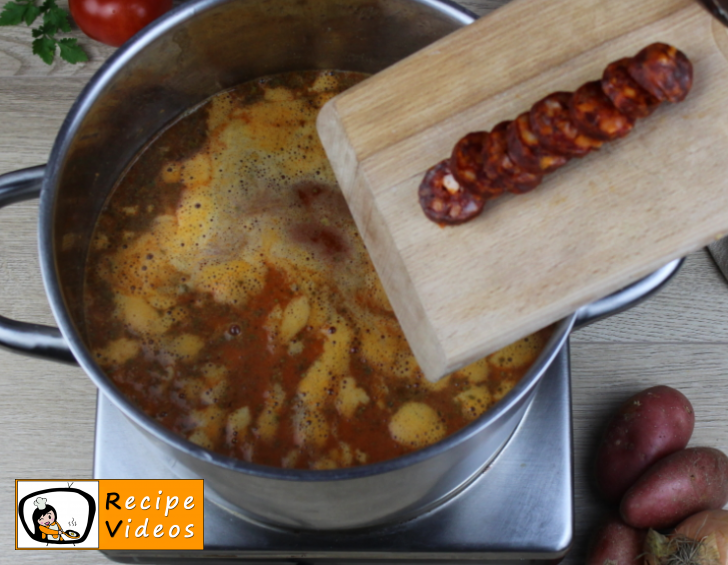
586,513,646,565
595,385,694,502
620,446,728,529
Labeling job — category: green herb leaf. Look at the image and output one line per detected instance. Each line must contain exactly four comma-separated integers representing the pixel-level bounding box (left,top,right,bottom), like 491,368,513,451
58,37,88,64
32,33,55,64
43,3,69,32
1,0,88,64
23,3,39,25
0,1,28,26
31,21,52,36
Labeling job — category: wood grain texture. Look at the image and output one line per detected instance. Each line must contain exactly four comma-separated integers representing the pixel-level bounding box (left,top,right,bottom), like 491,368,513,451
1,1,728,564
318,0,728,381
0,6,114,562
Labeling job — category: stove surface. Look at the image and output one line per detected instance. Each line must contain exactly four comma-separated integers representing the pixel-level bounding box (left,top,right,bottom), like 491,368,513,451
95,345,573,564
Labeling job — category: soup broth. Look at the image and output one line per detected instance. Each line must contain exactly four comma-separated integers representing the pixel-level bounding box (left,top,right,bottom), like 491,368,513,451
83,70,552,470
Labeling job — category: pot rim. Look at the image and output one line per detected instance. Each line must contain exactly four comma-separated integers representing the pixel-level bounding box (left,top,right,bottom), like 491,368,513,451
37,0,574,482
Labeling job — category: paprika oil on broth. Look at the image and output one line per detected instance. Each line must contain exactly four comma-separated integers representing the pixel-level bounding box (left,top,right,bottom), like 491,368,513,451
83,70,552,470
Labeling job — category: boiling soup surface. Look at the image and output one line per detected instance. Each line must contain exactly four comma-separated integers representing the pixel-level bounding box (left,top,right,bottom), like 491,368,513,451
83,70,553,469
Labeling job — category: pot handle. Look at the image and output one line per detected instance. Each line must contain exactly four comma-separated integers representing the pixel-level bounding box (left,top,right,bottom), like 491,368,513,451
574,258,684,329
0,165,76,363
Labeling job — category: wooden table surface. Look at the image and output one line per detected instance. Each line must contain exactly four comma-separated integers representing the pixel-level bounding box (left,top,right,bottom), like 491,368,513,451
1,1,727,564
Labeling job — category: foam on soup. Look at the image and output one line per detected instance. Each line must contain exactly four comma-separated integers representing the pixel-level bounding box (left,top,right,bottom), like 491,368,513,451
83,70,552,469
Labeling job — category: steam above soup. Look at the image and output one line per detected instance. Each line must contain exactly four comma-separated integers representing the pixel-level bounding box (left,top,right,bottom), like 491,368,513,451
83,70,552,469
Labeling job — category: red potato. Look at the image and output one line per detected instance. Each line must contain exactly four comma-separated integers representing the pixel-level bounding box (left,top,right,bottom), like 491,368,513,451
620,446,728,530
586,513,646,565
595,385,694,503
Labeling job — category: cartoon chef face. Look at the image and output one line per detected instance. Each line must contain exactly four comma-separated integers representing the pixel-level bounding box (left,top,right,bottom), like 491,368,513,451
37,510,55,527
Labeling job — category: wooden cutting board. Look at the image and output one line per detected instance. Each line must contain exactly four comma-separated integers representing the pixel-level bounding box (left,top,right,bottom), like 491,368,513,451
317,0,728,382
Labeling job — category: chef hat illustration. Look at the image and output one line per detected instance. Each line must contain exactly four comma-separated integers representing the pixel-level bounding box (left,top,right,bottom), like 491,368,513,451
33,497,47,511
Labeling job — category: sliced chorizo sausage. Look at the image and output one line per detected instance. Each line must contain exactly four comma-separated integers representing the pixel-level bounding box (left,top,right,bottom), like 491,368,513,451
602,58,661,119
530,91,602,157
507,112,570,174
418,160,486,225
484,121,542,194
570,81,634,141
628,43,693,103
418,42,692,225
450,131,493,195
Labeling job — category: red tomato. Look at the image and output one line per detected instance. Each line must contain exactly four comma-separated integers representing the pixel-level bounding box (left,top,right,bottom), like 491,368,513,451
69,0,173,47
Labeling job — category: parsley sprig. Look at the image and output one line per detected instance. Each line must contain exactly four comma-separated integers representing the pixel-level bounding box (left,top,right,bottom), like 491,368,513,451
0,0,88,64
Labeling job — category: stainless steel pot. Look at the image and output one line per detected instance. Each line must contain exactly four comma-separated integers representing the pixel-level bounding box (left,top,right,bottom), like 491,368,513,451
0,0,683,531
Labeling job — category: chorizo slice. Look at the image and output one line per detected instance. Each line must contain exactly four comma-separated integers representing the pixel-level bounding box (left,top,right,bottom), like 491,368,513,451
570,81,634,141
484,121,542,194
602,58,661,119
628,43,693,103
450,131,495,196
530,91,602,157
507,112,569,174
418,160,486,225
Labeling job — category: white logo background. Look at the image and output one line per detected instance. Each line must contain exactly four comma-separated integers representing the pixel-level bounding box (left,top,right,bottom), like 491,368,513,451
17,481,99,549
